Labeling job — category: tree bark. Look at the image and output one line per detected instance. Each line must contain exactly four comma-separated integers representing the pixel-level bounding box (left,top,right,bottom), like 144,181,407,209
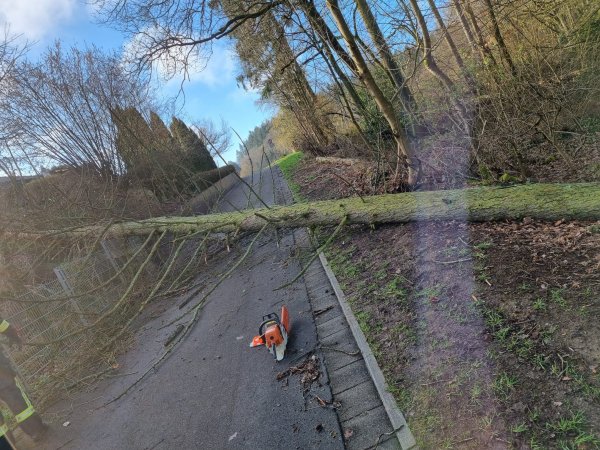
21,183,600,239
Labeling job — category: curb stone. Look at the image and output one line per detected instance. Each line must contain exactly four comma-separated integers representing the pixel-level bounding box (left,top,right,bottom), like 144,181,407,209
273,165,416,449
318,252,417,450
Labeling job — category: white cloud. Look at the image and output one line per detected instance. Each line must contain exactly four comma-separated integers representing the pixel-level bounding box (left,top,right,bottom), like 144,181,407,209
0,0,77,40
123,29,237,89
187,45,236,88
227,85,261,103
158,44,237,90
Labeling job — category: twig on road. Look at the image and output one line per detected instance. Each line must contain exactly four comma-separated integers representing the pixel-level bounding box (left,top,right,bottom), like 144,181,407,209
274,215,348,291
102,224,270,408
374,426,406,449
313,305,334,317
163,324,184,347
432,257,472,265
320,345,360,357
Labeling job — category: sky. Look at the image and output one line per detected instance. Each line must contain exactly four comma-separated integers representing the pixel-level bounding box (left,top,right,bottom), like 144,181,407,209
0,0,273,162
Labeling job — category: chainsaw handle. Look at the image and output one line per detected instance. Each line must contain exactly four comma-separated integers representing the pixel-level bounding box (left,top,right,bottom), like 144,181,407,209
258,313,280,337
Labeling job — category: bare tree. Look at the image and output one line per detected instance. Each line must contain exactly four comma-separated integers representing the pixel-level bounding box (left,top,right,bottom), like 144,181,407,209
353,0,418,124
403,0,470,129
0,28,28,168
95,0,283,79
324,0,420,185
193,118,232,159
481,0,516,75
424,0,474,87
0,43,152,175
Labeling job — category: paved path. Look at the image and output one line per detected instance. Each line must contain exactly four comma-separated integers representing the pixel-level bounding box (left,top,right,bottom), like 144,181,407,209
38,169,342,450
37,168,401,450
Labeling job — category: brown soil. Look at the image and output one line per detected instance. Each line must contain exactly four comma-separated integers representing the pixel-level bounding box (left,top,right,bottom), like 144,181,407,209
292,158,384,200
291,158,600,449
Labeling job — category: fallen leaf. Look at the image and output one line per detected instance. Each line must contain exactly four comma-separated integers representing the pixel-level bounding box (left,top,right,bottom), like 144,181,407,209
315,423,324,433
553,401,563,407
63,421,71,427
344,429,354,439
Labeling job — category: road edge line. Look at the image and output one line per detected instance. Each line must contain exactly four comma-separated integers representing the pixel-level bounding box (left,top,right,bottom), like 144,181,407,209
318,252,417,450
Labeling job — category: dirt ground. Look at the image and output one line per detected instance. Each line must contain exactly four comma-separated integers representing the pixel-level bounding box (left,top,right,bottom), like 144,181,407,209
290,157,600,449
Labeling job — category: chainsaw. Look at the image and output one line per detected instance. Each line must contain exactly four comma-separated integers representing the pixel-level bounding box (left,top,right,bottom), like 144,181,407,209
250,306,291,361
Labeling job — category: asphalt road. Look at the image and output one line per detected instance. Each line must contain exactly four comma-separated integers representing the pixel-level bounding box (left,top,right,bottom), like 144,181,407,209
39,168,344,450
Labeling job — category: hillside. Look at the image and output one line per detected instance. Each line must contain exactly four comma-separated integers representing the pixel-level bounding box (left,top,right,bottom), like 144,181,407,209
282,154,600,449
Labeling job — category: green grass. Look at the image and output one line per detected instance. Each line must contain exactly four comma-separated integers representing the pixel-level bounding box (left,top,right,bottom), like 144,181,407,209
519,282,533,291
327,250,361,279
550,288,567,308
474,241,494,250
274,151,304,201
484,309,504,328
580,116,600,133
355,310,373,333
512,422,528,433
470,383,482,403
493,371,518,399
546,411,586,435
415,284,443,300
383,277,408,302
533,298,547,311
273,151,303,171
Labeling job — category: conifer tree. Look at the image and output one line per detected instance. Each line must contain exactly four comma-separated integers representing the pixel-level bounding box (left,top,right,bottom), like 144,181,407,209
170,117,216,172
150,111,181,158
113,107,154,172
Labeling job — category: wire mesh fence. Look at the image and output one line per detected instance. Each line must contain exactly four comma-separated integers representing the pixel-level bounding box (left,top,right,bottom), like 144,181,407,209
0,232,219,410
0,239,143,406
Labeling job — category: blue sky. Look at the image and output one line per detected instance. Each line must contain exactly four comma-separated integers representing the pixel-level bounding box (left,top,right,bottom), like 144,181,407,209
0,0,273,162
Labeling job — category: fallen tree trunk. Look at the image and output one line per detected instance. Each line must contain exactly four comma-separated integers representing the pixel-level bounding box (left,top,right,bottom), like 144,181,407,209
12,183,600,240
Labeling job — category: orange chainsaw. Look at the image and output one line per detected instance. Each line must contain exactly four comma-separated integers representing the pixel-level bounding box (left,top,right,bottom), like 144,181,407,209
250,306,291,361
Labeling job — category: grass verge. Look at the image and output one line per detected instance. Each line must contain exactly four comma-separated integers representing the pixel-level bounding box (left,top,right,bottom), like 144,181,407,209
274,152,304,202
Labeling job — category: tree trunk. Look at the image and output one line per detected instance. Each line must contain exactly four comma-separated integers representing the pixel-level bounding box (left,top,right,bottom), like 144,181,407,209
295,0,360,76
325,0,420,185
451,0,479,58
482,0,516,75
407,0,470,128
353,0,417,120
463,0,497,65
24,183,600,239
425,0,475,88
316,43,374,151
